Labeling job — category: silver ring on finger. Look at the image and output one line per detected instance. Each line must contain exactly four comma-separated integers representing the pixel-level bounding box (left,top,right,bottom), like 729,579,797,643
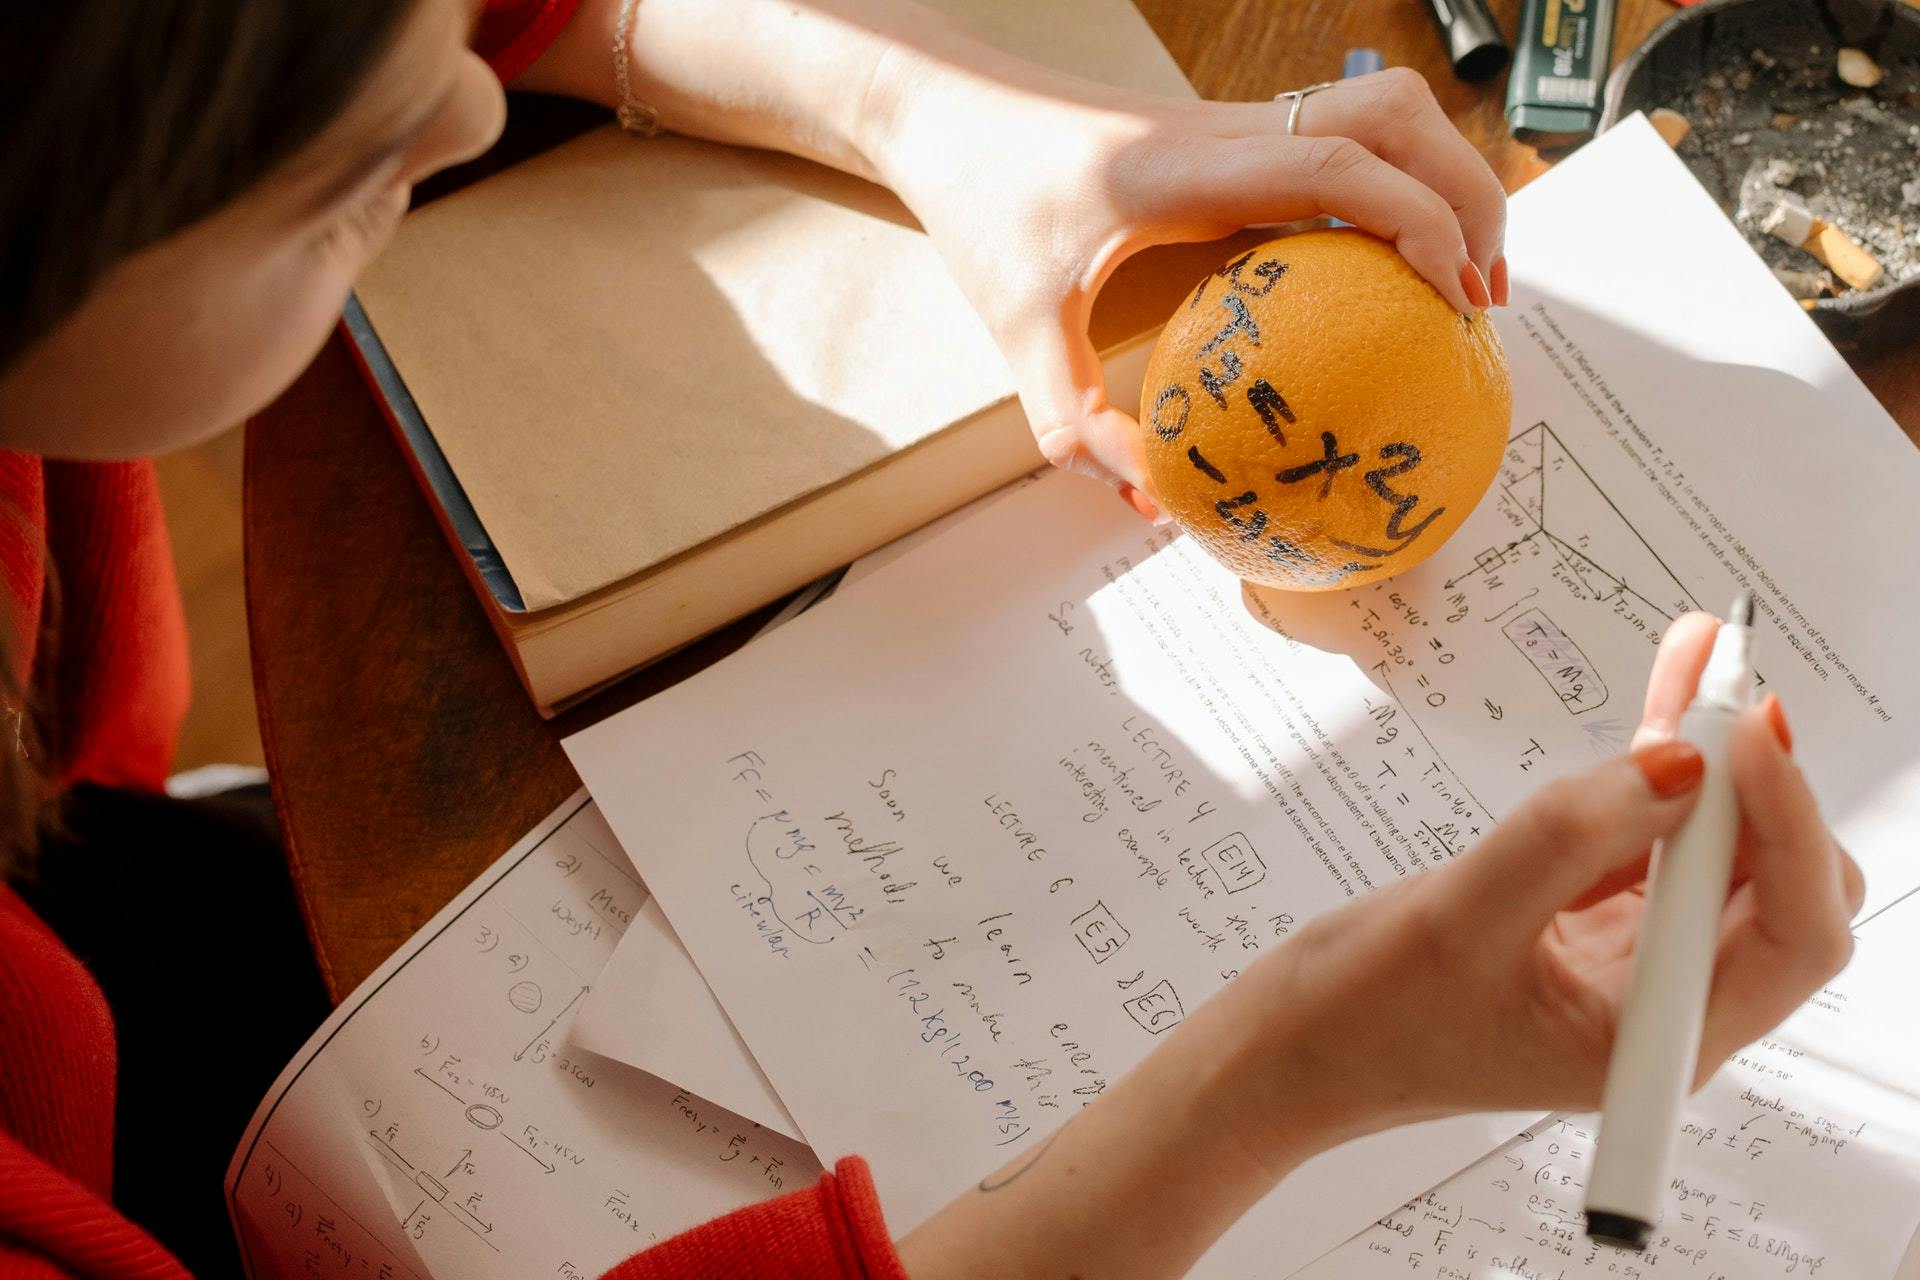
1273,81,1339,136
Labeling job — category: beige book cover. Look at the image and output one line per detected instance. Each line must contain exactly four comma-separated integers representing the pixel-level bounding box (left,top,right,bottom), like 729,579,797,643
354,0,1201,614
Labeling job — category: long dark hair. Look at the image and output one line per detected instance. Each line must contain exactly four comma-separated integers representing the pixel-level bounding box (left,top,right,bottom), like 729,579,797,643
0,0,418,876
1,0,419,375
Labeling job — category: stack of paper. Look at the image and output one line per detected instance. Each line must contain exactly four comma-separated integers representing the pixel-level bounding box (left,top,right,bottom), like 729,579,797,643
565,118,1920,1275
231,119,1920,1279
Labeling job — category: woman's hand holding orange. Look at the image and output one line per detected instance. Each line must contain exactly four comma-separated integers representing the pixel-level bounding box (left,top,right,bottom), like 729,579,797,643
870,60,1511,516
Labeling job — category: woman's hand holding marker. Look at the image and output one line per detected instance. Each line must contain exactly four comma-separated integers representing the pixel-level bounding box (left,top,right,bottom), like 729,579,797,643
900,613,1861,1280
1269,612,1860,1134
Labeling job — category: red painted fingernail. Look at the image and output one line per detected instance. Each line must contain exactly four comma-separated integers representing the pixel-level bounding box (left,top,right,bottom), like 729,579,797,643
1459,261,1492,310
1763,693,1793,753
1632,740,1706,798
1118,483,1161,524
1490,256,1510,306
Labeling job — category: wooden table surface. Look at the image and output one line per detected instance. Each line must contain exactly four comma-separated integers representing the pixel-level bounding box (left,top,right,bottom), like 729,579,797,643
247,0,1920,1001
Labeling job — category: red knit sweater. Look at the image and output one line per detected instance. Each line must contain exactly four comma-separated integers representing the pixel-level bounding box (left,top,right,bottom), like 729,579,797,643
2,4,906,1276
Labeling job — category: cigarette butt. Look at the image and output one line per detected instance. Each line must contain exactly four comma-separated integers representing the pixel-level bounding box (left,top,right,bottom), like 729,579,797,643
1771,112,1798,129
1772,266,1833,299
1837,47,1883,89
1804,222,1885,290
1802,298,1819,311
1761,195,1816,246
1758,191,1885,291
1648,108,1692,148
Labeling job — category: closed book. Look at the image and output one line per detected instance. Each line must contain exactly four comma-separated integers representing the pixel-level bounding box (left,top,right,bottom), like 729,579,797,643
349,0,1231,713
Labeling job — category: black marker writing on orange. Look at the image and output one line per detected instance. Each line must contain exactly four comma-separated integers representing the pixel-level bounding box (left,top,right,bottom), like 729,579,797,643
1214,492,1267,542
1151,385,1190,441
1246,379,1294,445
1278,431,1360,500
1331,443,1444,558
1187,446,1226,484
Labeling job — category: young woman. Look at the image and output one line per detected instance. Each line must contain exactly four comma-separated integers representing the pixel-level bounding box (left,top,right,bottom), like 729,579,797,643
0,1,1862,1277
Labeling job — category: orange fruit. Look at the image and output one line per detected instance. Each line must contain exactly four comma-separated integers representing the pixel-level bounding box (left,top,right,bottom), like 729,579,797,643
1140,229,1511,591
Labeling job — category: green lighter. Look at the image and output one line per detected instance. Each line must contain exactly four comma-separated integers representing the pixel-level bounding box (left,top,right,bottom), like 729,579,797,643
1506,0,1618,143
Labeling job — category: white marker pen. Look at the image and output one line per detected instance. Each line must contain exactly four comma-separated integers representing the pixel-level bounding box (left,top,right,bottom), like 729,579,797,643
1586,592,1756,1250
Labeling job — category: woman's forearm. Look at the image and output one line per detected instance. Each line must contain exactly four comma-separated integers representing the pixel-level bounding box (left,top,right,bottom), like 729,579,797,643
512,0,1514,505
512,0,1035,185
894,948,1366,1280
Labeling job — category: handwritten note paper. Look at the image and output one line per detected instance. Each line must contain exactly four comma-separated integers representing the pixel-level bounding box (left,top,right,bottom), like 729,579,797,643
224,798,818,1280
568,895,804,1143
568,119,1920,1274
565,474,1047,1138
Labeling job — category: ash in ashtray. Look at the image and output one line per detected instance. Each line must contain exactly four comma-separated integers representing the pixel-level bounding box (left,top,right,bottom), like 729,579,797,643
1658,40,1920,296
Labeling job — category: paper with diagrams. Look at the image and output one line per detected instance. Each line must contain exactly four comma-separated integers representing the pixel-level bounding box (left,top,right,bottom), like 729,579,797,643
567,118,1920,1275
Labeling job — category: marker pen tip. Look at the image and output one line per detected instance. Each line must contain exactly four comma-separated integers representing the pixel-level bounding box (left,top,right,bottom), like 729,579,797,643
1586,1210,1652,1252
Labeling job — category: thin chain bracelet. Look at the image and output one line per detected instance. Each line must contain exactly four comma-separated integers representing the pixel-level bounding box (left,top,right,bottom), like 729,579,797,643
611,0,660,136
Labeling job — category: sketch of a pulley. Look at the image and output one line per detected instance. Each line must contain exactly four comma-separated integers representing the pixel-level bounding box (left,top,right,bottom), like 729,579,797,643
1453,421,1700,626
411,1068,558,1175
364,1128,500,1252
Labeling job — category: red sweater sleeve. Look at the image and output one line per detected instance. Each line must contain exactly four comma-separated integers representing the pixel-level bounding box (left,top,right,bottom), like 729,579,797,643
473,0,584,82
599,1158,909,1280
0,454,188,795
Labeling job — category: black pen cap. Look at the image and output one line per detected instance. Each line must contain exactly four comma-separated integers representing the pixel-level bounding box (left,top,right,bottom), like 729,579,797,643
1424,0,1511,82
